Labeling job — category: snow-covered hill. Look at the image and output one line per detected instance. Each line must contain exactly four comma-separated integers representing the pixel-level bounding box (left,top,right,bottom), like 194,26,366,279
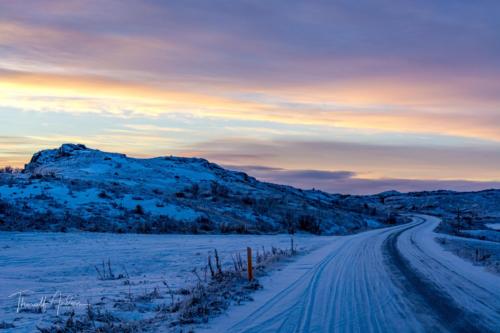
0,144,396,234
358,189,500,242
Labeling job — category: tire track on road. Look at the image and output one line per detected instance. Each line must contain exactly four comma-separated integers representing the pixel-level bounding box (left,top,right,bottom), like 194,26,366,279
383,222,489,333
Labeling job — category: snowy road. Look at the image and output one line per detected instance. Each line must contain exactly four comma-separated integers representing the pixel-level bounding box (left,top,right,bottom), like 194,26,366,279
206,215,500,333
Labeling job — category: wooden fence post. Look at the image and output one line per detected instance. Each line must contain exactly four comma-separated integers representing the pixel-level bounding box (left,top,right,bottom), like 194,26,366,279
247,247,253,281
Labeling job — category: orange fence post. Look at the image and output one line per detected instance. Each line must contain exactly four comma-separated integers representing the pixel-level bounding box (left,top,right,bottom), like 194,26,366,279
247,247,253,281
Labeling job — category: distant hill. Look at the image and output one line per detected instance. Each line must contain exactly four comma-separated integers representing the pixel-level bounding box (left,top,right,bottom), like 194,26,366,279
0,144,398,235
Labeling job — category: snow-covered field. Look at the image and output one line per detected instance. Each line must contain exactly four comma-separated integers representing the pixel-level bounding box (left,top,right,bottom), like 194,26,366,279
0,231,331,332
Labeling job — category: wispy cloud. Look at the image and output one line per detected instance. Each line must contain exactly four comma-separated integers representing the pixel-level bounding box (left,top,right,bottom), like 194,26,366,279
1,68,500,142
225,165,500,195
184,138,500,182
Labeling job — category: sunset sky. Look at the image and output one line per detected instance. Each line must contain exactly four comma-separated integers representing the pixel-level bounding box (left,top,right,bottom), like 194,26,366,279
1,1,499,194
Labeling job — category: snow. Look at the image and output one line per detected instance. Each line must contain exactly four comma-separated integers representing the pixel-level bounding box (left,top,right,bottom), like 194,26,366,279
199,215,500,332
365,218,382,228
461,229,500,242
486,223,500,230
0,231,330,332
201,223,422,332
436,233,500,274
396,215,500,330
2,144,499,331
80,163,113,174
0,144,384,234
65,188,102,207
119,194,199,220
0,183,43,199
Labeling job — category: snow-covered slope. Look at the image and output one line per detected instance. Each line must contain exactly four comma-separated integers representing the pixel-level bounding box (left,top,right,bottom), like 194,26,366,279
0,144,396,234
367,189,500,241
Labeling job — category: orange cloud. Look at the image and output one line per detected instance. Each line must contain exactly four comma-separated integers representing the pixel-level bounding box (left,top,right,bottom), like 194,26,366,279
0,68,261,115
1,67,499,142
183,138,500,182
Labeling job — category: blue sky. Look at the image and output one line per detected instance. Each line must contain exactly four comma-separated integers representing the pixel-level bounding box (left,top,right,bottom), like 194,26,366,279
1,0,499,193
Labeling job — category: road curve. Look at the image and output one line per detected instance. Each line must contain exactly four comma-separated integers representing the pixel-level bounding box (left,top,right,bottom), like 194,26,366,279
209,215,500,333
